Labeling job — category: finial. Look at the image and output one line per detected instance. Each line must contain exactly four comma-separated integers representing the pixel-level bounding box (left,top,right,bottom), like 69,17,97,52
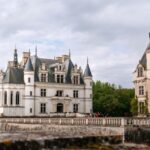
69,49,71,59
87,57,89,64
35,45,37,56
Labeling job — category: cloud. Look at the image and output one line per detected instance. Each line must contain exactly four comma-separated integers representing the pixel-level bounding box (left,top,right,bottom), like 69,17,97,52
0,0,150,87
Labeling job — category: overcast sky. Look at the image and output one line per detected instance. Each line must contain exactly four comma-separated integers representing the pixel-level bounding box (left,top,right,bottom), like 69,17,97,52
0,0,150,87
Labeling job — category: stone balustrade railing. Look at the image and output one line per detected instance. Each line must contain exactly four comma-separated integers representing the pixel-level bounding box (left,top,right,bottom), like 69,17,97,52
0,117,150,127
0,117,143,126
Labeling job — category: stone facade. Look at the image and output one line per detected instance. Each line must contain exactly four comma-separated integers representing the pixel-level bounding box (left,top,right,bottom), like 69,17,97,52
0,48,93,116
133,34,150,116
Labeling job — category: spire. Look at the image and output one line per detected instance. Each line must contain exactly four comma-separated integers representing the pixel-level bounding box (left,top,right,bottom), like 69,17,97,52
25,57,33,71
84,58,92,77
69,49,71,59
13,47,18,67
35,45,37,57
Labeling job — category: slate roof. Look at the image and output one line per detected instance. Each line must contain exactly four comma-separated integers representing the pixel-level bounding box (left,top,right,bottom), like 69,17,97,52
139,41,150,69
24,57,33,71
3,54,86,85
84,63,92,77
3,67,24,84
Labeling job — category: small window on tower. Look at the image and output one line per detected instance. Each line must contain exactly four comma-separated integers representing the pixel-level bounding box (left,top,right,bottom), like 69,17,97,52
28,77,31,83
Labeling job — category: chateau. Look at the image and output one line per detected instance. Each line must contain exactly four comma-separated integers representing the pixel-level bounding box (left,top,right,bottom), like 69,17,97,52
0,49,93,116
133,34,150,116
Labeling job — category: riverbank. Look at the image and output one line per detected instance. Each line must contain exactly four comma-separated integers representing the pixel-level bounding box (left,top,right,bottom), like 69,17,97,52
0,135,150,150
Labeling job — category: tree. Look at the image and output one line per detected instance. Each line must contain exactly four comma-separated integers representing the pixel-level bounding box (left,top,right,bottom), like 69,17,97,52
130,97,138,116
93,81,135,117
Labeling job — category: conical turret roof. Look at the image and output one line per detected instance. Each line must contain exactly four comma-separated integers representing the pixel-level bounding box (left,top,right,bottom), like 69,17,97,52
25,57,33,71
84,58,92,77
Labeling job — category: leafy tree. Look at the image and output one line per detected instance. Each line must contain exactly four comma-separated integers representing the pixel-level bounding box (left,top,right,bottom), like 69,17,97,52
130,97,138,116
93,81,135,117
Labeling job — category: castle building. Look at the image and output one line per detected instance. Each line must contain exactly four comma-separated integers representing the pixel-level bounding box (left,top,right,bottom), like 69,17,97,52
0,49,93,116
133,34,150,116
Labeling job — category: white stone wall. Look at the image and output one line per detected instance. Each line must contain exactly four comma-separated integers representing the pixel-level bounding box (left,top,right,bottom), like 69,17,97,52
0,75,93,116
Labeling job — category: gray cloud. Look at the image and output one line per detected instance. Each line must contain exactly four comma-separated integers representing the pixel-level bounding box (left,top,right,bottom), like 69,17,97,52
0,0,150,87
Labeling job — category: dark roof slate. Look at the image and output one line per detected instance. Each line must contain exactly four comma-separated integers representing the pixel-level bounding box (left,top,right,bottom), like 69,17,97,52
24,57,33,71
3,68,24,84
84,64,92,77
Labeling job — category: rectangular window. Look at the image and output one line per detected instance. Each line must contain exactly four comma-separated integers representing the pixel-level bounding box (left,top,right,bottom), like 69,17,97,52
73,90,78,98
28,77,30,83
90,94,92,99
10,91,13,105
41,73,46,82
41,89,46,97
139,86,144,95
40,103,46,113
73,104,78,113
139,102,145,114
73,76,79,84
61,75,64,83
56,90,63,97
57,75,60,83
30,108,32,113
30,91,32,96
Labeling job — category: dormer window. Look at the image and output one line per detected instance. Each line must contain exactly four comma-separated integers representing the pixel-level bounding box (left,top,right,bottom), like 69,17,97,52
138,67,143,77
56,74,64,83
73,75,79,84
41,73,46,82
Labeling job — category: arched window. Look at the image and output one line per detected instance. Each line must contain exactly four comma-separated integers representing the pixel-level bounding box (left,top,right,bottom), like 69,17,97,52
10,91,13,105
4,91,7,105
16,91,20,105
138,67,143,77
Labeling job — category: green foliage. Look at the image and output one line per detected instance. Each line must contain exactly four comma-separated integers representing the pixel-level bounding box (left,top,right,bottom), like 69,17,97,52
130,97,138,116
93,81,135,117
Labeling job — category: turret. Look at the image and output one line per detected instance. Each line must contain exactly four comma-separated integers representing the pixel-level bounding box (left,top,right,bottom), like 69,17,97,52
24,56,35,116
84,58,93,113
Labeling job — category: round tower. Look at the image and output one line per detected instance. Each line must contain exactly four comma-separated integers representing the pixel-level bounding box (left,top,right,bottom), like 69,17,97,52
24,56,35,116
84,58,93,113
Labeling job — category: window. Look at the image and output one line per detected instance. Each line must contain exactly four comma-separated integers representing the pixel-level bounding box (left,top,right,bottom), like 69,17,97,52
57,75,64,83
139,102,145,114
90,94,92,99
41,89,46,97
139,86,144,95
30,91,32,96
138,67,143,77
41,73,46,82
73,104,78,113
73,76,79,84
56,90,63,97
16,91,20,105
10,91,13,105
4,91,7,105
61,75,64,83
57,75,60,83
28,77,31,83
30,108,32,113
40,103,46,113
90,82,93,86
73,90,78,98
